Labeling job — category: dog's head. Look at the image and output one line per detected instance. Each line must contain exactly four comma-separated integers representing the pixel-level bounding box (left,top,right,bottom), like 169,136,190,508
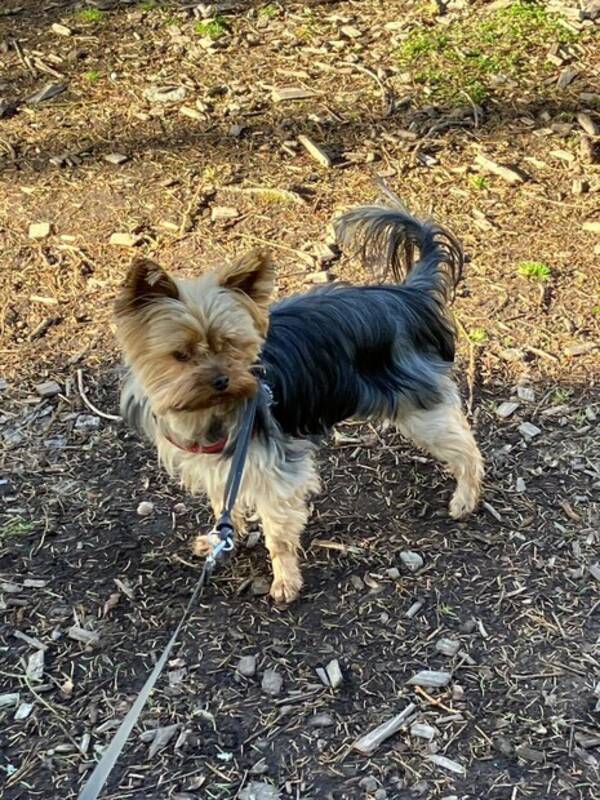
114,250,274,421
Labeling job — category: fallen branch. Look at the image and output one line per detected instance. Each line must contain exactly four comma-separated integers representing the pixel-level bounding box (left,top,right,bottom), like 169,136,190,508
76,369,121,422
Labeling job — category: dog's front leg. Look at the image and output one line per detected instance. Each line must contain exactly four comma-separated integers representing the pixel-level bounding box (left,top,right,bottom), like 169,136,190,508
191,493,247,558
257,494,309,604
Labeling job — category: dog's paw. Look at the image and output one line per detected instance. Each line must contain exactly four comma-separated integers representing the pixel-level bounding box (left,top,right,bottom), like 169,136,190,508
191,534,216,558
449,487,478,520
270,571,303,605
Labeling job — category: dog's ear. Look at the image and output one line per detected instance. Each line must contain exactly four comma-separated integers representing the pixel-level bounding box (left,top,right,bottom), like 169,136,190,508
217,250,274,308
117,258,179,313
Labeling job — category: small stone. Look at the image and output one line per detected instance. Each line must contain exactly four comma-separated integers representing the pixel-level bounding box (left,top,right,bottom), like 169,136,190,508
411,721,437,740
144,85,186,104
239,781,280,800
261,669,283,696
29,222,51,240
74,414,100,431
228,124,245,138
27,82,67,104
515,477,527,492
173,503,186,514
517,385,535,402
244,530,261,549
359,776,379,793
400,551,423,572
109,232,140,247
494,735,514,756
211,206,239,222
460,617,477,633
14,702,34,720
308,713,335,728
51,23,72,36
374,791,387,800
237,655,257,678
35,380,61,398
251,576,271,596
137,501,154,517
103,152,129,165
313,242,340,264
518,421,541,440
386,567,400,580
452,683,465,701
407,670,451,688
435,638,460,657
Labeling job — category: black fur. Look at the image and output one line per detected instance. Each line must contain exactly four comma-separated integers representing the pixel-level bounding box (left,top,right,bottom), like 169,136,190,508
258,202,463,438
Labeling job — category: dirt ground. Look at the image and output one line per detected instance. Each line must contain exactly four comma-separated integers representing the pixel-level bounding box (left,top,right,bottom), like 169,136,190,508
1,1,599,798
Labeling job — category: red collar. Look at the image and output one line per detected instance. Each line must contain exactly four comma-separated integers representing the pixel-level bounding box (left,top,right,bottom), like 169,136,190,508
165,434,228,455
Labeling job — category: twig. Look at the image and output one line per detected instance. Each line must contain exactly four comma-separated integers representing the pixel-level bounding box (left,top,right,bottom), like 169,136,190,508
76,369,122,422
412,685,457,713
350,63,394,116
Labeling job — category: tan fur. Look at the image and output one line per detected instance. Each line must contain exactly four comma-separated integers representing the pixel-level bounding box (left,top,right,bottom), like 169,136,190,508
114,251,482,604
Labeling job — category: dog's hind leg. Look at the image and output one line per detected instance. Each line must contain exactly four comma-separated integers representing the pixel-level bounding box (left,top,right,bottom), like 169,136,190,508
396,397,483,519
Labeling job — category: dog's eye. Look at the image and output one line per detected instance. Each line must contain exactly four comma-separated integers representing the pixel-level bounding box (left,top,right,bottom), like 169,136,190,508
173,351,191,363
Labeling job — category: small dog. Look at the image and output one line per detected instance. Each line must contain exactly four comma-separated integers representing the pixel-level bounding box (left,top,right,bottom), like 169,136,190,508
115,194,483,603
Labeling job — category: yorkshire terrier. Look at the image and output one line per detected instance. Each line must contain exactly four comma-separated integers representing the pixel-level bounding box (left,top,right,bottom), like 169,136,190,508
115,192,483,603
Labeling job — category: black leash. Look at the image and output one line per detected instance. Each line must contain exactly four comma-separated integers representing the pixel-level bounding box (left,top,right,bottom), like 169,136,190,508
78,392,260,800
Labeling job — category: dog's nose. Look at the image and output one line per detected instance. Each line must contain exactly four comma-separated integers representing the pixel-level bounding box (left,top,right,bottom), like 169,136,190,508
211,374,229,392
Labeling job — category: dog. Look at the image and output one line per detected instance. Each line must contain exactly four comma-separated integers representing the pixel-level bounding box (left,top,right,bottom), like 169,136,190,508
114,193,483,604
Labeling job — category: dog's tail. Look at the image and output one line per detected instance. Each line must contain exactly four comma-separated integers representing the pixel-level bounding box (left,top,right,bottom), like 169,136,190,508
334,183,463,304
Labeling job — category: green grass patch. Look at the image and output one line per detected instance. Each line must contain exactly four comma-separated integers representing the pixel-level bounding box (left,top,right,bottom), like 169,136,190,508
194,15,228,39
83,70,101,83
76,8,104,23
259,3,279,17
467,328,488,344
517,261,552,281
470,175,489,190
397,1,577,105
0,518,34,539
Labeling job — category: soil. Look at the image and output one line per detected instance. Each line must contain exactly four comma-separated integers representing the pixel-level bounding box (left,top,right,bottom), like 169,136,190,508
1,2,599,799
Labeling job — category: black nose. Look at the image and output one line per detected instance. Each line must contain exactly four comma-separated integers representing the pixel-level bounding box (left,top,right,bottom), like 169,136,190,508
211,374,229,392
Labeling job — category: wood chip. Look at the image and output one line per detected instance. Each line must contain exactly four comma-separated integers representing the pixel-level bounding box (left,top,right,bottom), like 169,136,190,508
109,232,140,247
67,625,100,646
148,723,180,758
408,670,451,688
104,152,129,165
179,105,204,121
297,135,332,168
496,401,519,419
428,753,466,775
582,221,600,233
475,154,524,184
271,87,315,103
51,23,72,36
29,222,51,240
26,649,45,681
557,66,579,89
0,692,20,708
518,421,541,440
353,703,417,755
577,111,599,136
211,206,239,222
